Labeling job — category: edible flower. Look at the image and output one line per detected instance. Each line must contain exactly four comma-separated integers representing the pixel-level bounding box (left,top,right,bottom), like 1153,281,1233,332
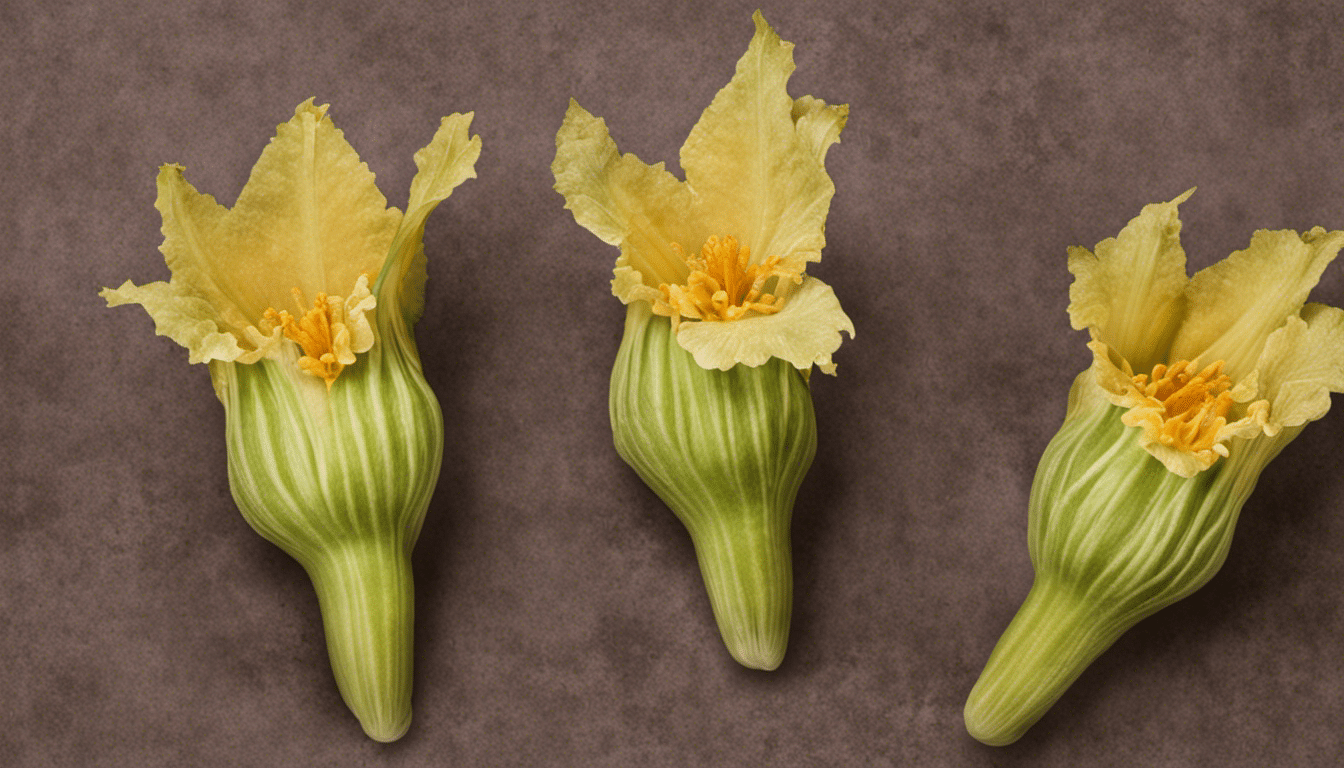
101,99,480,741
553,11,852,669
964,190,1344,745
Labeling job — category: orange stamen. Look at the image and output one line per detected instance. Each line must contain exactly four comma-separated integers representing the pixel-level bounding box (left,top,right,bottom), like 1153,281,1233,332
653,235,802,326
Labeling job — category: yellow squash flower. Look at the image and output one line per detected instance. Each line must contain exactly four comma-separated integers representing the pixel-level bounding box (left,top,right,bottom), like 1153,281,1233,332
101,100,481,741
553,11,853,670
964,190,1344,745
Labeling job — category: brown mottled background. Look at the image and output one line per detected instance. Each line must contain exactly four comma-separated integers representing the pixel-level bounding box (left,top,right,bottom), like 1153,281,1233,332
5,0,1344,765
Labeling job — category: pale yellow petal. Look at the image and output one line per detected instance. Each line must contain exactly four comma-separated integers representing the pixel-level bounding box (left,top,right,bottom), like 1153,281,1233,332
553,99,696,290
612,254,665,305
216,99,401,323
1251,303,1344,432
100,279,282,364
792,95,849,165
381,112,482,325
673,276,853,373
1067,190,1192,373
406,113,483,217
154,164,257,338
342,274,377,355
1129,435,1216,478
1170,227,1344,379
680,11,839,265
1119,401,1268,478
1083,338,1139,403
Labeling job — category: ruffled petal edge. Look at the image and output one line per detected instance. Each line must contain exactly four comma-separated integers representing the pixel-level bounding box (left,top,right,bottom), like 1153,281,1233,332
672,276,853,374
553,100,696,291
1252,303,1344,433
1067,190,1192,373
100,279,282,365
1170,227,1344,379
680,11,842,266
1085,338,1269,478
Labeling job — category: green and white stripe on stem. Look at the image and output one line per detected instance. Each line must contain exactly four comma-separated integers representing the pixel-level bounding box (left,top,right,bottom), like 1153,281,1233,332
965,377,1301,745
610,302,816,670
209,302,442,741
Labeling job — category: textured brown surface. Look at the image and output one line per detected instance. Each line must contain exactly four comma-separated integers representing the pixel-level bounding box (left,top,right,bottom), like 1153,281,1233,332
5,0,1344,765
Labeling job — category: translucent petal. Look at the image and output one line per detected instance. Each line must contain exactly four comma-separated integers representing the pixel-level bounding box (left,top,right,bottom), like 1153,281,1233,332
792,95,849,166
343,274,377,355
1170,227,1344,379
99,279,281,364
673,277,853,373
215,99,401,323
680,11,839,265
1252,304,1344,432
552,100,696,289
1067,190,1192,373
154,164,257,339
382,112,482,326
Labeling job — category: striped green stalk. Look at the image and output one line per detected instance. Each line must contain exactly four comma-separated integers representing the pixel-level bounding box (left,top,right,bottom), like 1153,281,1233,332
610,302,816,670
209,267,442,742
964,375,1297,745
100,103,478,741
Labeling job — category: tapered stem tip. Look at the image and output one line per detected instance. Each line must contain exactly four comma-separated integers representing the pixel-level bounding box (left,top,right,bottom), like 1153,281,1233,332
724,636,786,671
963,697,1024,746
360,711,412,743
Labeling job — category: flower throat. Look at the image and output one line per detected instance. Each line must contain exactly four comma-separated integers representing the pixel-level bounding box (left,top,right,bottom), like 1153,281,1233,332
264,288,356,389
1131,359,1236,456
654,235,802,325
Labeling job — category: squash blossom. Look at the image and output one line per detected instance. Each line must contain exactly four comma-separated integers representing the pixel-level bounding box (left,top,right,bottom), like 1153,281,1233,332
100,100,480,741
964,190,1344,745
552,11,853,671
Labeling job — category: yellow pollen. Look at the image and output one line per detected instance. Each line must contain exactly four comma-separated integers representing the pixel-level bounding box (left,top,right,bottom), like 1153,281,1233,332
1131,359,1236,454
263,288,350,390
653,235,803,326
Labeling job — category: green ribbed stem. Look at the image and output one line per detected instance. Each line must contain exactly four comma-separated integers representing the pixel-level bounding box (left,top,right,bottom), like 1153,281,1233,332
689,506,794,671
306,542,415,742
964,577,1122,746
965,375,1305,745
210,285,442,740
610,302,815,670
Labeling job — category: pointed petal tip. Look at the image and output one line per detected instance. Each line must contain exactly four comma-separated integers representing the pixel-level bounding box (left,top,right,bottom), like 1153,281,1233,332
749,9,789,56
293,97,328,120
98,281,134,307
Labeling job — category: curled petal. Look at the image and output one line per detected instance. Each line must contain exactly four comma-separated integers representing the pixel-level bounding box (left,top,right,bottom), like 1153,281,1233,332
1067,190,1192,373
1085,339,1266,478
1170,227,1344,379
1252,304,1344,433
681,11,842,264
342,274,378,357
384,112,482,327
612,253,666,306
553,100,696,289
100,279,282,364
792,95,849,166
673,277,853,373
